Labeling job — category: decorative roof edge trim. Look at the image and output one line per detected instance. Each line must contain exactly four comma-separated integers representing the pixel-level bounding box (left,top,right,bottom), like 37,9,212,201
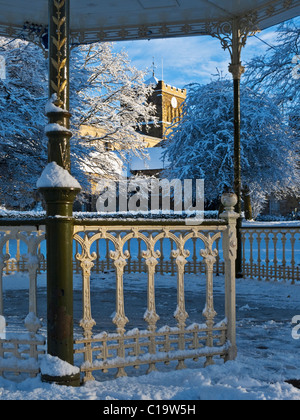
0,0,298,45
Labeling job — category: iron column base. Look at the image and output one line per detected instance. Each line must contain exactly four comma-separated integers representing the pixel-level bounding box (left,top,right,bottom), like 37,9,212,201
39,187,81,387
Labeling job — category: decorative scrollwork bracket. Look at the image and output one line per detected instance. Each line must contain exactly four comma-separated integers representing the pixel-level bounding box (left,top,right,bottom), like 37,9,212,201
206,13,260,80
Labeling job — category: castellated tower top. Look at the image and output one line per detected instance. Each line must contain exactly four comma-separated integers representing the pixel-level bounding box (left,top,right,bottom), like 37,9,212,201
143,78,187,140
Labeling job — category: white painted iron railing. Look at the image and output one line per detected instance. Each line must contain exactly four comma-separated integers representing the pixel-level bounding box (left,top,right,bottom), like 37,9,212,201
0,225,46,379
241,226,300,283
2,223,299,284
73,234,224,276
1,210,298,381
73,197,238,382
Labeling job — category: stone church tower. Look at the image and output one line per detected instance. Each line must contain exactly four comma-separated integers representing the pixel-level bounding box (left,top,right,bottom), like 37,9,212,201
141,75,186,141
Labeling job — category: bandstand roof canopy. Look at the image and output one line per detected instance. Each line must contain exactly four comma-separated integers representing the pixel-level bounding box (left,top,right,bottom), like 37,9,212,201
0,0,299,44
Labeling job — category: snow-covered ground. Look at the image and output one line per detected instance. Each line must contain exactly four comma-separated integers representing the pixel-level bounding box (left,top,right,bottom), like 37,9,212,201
1,271,300,400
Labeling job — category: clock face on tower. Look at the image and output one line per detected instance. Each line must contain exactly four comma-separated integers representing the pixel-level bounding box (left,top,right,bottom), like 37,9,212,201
171,97,178,109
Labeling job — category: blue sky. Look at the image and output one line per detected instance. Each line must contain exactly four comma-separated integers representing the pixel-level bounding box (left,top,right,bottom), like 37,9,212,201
114,21,293,89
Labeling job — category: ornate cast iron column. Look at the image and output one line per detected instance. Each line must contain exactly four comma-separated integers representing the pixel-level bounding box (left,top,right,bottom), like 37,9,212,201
229,18,245,279
207,14,258,278
48,0,71,170
39,0,81,387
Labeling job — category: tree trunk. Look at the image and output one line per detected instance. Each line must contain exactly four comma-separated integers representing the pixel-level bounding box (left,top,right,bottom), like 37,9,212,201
242,186,252,220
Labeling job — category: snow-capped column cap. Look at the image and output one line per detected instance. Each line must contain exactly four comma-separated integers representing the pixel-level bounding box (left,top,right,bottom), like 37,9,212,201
45,93,73,171
36,162,81,190
37,162,81,218
45,94,72,134
220,193,239,221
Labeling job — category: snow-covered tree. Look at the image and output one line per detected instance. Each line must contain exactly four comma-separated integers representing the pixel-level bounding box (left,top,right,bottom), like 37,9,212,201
163,80,300,218
70,43,157,193
245,19,300,132
0,39,156,208
0,39,47,209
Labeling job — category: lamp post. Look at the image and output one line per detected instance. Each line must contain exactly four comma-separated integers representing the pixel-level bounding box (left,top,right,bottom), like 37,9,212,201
39,0,81,387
